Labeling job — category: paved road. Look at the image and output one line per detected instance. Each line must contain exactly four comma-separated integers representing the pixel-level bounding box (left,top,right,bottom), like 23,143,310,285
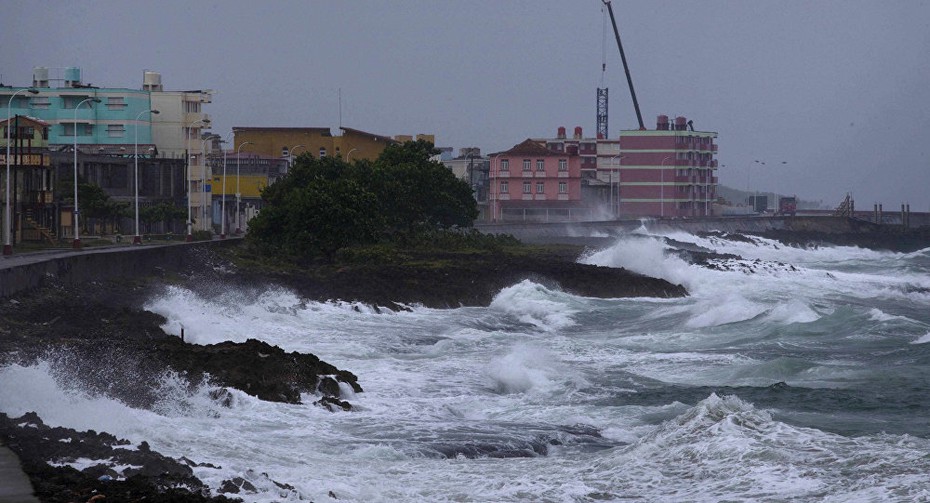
0,237,243,271
0,445,38,503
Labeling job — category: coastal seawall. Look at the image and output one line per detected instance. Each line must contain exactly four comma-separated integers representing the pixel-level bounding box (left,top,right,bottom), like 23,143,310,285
0,240,240,298
475,216,888,244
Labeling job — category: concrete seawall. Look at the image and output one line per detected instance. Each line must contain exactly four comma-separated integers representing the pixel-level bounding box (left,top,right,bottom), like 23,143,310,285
475,216,884,245
0,240,240,299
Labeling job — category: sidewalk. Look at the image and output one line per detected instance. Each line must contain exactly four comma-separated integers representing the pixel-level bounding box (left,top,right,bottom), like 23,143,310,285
0,236,242,272
0,445,38,503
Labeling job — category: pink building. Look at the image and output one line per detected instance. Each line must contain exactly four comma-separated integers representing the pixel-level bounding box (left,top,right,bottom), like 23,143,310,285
488,139,584,222
619,115,718,217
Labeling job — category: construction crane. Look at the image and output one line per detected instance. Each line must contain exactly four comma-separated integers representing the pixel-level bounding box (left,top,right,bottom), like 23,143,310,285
602,0,645,130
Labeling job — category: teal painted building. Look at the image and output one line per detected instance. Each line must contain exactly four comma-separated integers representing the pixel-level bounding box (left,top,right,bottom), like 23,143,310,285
1,67,155,147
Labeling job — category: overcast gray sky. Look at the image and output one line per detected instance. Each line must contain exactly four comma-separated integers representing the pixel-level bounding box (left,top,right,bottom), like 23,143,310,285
4,0,929,208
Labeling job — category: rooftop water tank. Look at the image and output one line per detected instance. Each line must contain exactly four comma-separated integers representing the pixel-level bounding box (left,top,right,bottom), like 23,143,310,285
32,67,49,88
64,67,82,87
657,115,670,131
143,71,163,91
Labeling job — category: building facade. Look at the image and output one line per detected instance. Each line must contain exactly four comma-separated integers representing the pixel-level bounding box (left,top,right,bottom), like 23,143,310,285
442,147,491,220
488,139,584,222
619,115,718,217
1,67,158,149
233,127,436,165
537,126,622,218
0,67,211,246
0,116,54,247
209,151,288,234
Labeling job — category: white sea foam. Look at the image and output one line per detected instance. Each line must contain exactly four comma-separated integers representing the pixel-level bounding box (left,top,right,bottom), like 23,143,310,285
4,231,930,502
488,280,578,331
766,299,821,324
685,293,767,328
911,332,930,345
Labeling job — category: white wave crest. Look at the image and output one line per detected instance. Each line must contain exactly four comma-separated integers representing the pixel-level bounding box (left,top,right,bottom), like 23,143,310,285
766,299,821,324
685,293,767,328
489,280,578,331
485,344,587,396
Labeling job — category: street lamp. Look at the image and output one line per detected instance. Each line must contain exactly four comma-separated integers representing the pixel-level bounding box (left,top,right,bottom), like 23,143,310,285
200,134,218,235
218,132,233,240
72,96,102,250
660,156,672,218
3,87,38,256
235,141,253,234
609,154,624,218
290,144,306,159
186,119,210,241
345,148,358,162
133,109,159,245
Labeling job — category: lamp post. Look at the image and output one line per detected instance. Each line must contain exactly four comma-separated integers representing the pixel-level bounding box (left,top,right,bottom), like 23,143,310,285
200,134,218,235
133,109,159,245
290,144,306,164
345,148,358,162
609,154,624,219
72,97,101,250
235,141,253,234
186,119,210,241
4,87,38,256
660,156,672,218
219,132,233,239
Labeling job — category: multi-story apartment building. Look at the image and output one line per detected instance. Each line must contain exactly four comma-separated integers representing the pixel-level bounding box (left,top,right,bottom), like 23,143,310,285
0,67,211,246
0,116,54,251
2,67,156,148
488,139,584,222
619,115,718,217
535,126,622,217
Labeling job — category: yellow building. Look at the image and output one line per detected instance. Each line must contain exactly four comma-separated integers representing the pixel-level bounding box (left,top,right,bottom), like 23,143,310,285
232,126,436,163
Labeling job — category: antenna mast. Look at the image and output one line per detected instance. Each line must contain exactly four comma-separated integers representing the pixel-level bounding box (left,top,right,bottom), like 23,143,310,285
602,0,645,130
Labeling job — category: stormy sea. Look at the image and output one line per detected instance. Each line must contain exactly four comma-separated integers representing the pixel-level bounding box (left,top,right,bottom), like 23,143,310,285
2,227,930,502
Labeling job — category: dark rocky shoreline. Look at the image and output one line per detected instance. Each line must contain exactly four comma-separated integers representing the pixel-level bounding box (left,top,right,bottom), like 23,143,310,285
6,225,924,501
0,242,688,501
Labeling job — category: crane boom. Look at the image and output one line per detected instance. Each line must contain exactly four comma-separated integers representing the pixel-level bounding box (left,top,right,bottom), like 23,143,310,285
602,0,645,130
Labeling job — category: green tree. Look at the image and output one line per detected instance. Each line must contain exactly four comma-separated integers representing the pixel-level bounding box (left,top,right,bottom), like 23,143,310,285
248,156,383,261
372,140,478,234
247,140,478,261
140,202,186,233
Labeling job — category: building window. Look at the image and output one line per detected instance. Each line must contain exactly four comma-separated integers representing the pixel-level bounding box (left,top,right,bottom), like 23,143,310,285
62,123,92,136
184,101,201,113
500,181,509,193
500,159,510,172
106,97,126,109
536,160,545,171
559,182,567,194
558,159,567,171
31,96,50,109
106,124,125,138
536,182,544,194
522,181,531,194
281,147,289,157
319,147,327,158
522,159,531,171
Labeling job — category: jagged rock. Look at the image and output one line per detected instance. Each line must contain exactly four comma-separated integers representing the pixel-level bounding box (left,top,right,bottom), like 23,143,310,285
0,412,237,503
219,477,257,494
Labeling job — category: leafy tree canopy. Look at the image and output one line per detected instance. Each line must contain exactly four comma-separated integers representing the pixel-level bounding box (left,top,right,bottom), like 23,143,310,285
247,140,478,260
